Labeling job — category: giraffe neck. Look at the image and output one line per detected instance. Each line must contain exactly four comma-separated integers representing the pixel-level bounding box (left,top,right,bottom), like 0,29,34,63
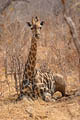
23,35,37,82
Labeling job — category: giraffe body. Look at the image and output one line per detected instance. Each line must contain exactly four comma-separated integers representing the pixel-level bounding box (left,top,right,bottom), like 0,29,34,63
33,70,66,101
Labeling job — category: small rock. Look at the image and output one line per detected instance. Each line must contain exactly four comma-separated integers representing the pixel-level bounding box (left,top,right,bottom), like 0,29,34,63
43,92,53,102
75,90,80,96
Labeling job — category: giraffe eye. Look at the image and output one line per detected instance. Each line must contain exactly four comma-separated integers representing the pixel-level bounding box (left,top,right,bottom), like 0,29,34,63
31,27,33,30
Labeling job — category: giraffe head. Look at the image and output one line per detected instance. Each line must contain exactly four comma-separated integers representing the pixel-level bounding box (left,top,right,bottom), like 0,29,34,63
27,16,44,39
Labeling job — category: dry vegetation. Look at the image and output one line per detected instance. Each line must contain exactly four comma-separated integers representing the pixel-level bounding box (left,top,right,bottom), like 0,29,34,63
0,0,80,120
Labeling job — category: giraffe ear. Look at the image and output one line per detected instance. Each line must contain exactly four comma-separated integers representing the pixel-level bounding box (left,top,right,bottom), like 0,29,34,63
27,22,32,27
40,21,45,26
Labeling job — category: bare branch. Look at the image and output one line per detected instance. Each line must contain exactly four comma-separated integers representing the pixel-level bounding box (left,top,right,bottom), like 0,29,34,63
61,0,80,82
0,0,11,14
0,0,30,14
64,15,80,55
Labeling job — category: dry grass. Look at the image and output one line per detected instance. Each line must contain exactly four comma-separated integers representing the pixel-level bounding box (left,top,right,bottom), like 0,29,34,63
0,69,80,120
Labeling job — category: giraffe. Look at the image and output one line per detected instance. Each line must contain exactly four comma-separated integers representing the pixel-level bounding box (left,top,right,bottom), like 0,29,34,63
21,16,44,97
21,16,66,101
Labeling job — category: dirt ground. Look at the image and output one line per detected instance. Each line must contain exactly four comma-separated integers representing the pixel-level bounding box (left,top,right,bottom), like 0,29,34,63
0,72,80,120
